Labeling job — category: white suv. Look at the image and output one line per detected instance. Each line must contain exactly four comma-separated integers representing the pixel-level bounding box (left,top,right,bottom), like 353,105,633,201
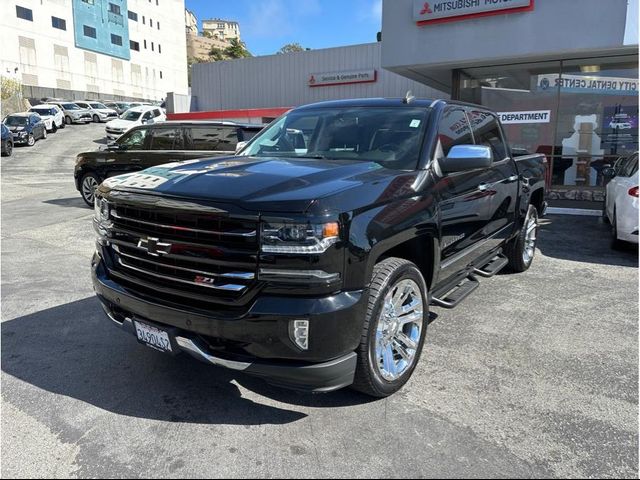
28,104,65,132
75,101,119,123
105,106,166,140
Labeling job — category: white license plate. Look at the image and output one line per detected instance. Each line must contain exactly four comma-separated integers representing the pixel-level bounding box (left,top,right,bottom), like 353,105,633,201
134,321,172,353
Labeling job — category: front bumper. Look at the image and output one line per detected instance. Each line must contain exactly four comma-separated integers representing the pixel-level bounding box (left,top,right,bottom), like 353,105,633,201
11,133,29,144
92,255,365,392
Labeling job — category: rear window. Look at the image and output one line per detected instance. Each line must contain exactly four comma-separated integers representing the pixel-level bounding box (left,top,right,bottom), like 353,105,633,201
187,126,238,151
149,128,181,150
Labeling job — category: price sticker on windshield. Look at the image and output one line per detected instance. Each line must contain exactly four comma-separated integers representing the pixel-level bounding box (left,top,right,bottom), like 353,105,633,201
410,119,421,128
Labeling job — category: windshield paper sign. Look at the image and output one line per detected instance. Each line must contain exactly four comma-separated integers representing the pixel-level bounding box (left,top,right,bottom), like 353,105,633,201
414,0,533,24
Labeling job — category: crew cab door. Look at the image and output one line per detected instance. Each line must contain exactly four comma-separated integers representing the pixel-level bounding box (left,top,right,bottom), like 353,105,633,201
98,127,151,179
143,126,185,168
436,107,496,281
466,108,519,252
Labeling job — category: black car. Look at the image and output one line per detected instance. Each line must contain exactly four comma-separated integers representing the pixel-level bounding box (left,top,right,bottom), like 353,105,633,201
74,121,264,205
3,113,47,146
1,123,13,156
91,98,546,397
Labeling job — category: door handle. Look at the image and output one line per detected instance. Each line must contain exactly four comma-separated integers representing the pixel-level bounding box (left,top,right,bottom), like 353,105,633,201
131,158,141,162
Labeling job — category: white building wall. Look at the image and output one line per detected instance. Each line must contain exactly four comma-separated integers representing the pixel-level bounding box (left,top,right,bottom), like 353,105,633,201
0,0,188,101
191,43,446,112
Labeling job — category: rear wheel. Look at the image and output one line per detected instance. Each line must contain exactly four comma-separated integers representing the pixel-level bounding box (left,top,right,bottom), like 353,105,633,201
504,204,538,273
80,173,101,207
351,257,428,398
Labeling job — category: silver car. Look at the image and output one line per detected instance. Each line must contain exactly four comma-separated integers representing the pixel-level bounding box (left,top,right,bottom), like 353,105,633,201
75,101,119,123
52,102,92,125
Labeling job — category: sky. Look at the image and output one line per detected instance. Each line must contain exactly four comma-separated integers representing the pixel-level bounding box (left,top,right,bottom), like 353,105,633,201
185,0,382,56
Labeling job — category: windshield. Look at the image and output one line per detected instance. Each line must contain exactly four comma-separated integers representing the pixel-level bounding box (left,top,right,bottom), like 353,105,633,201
239,107,430,170
117,103,131,109
4,116,28,126
91,103,106,109
63,103,80,110
31,108,54,116
120,110,142,121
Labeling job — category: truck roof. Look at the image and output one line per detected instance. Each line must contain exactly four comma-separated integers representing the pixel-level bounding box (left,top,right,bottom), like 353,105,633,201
295,97,487,111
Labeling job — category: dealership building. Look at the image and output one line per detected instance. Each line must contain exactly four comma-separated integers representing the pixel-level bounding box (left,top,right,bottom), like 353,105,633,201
173,0,638,208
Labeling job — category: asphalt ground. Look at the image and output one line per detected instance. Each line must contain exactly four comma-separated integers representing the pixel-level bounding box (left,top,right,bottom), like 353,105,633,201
1,122,638,478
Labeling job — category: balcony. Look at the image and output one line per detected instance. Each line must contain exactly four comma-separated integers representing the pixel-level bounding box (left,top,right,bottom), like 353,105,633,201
108,11,124,26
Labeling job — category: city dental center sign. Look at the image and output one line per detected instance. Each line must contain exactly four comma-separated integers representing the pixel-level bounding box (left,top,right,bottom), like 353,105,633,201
414,0,534,24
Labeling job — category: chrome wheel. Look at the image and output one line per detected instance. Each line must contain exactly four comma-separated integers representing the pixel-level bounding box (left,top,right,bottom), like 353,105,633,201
82,175,99,204
523,210,538,264
27,134,35,146
375,279,424,382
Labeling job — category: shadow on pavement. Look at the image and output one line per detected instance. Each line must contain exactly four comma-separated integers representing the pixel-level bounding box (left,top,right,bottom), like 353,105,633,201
1,297,373,425
43,197,89,209
537,215,638,267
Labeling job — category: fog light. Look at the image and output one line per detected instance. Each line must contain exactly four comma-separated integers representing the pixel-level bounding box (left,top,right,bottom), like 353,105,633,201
289,319,309,351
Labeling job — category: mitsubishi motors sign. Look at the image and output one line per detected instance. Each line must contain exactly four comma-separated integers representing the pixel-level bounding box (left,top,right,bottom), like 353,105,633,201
414,0,534,25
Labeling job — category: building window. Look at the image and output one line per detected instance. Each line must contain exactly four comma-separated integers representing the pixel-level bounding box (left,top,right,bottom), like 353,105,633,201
16,5,33,21
83,25,97,38
144,39,147,49
142,15,145,24
158,44,161,54
160,71,163,79
111,34,123,46
156,0,159,5
81,0,95,4
150,18,153,27
157,21,160,30
51,16,66,30
108,3,121,15
128,10,138,21
151,42,154,52
130,40,140,51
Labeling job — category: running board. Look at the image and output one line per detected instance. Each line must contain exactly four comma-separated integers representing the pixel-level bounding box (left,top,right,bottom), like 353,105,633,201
431,275,480,309
474,254,508,278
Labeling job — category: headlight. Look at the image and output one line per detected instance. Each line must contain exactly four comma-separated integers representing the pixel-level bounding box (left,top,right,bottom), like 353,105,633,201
261,221,339,254
94,196,109,223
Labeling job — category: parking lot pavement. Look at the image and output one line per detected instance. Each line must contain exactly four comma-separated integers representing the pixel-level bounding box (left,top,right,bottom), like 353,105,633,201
1,122,638,478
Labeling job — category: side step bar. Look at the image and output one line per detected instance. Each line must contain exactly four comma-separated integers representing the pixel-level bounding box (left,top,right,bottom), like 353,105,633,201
431,275,480,309
473,254,508,278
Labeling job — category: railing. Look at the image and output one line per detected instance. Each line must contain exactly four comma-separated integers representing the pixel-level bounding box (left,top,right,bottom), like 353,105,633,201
108,12,124,26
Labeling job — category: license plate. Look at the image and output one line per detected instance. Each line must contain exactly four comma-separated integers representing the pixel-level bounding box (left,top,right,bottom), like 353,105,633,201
134,320,172,353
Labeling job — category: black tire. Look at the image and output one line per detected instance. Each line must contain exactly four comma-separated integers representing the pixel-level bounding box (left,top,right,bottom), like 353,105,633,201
80,172,101,207
504,204,539,273
611,207,625,250
2,141,12,157
59,121,66,129
51,123,57,133
351,257,428,398
27,133,35,146
93,114,100,123
42,128,47,140
602,196,610,224
65,116,72,125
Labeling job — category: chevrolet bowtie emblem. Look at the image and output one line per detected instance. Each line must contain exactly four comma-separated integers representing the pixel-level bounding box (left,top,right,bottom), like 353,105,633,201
137,237,172,256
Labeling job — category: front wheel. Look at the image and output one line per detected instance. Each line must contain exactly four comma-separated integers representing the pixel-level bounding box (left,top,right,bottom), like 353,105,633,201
65,116,72,125
51,123,57,133
42,129,47,139
80,173,101,207
351,257,428,398
27,134,35,146
59,120,66,129
504,204,539,273
93,114,100,123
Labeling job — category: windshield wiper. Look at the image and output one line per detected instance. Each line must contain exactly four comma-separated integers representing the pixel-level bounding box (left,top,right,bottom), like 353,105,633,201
296,154,328,160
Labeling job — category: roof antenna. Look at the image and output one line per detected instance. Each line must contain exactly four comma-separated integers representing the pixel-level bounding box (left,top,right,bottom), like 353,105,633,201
403,90,415,104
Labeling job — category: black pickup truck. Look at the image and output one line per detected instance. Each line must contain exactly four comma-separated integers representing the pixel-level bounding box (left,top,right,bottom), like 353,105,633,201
91,98,546,397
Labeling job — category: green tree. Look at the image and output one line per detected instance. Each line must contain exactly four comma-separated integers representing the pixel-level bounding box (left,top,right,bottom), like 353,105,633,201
224,38,252,59
277,43,305,54
208,47,226,62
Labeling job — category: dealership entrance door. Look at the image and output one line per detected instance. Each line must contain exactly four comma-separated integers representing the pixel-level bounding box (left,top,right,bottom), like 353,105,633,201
455,55,638,209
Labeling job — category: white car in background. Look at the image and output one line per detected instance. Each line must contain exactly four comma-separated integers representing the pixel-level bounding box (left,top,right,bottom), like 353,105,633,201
104,105,166,140
28,104,65,132
604,152,639,248
74,101,119,123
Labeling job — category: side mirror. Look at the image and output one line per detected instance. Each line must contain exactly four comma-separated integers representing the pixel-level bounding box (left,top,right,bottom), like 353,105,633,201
235,141,248,153
602,167,616,179
441,145,493,174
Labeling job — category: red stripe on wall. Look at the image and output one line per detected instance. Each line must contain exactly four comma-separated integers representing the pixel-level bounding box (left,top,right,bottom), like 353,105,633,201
167,107,292,121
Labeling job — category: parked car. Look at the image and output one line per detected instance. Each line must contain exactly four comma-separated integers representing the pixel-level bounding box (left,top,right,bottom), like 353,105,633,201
51,102,92,125
74,101,119,123
3,113,48,146
29,104,65,132
104,102,132,116
91,98,546,397
603,152,639,247
75,121,264,205
1,123,13,156
104,106,166,140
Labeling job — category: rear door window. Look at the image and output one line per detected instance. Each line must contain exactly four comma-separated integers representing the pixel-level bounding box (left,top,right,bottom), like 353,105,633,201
149,128,181,150
468,110,508,161
187,126,238,151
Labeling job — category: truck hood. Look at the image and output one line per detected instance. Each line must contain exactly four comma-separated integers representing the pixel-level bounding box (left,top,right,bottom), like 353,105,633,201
102,156,417,213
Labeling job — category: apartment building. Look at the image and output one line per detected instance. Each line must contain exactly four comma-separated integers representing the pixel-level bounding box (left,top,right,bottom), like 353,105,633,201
201,18,240,42
1,0,188,101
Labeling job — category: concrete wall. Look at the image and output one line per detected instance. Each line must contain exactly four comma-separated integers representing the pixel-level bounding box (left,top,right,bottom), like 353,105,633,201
382,0,638,91
190,43,446,112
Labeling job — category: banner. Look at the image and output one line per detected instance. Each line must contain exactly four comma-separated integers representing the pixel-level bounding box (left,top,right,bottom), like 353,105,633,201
308,69,377,87
414,0,533,24
498,110,551,124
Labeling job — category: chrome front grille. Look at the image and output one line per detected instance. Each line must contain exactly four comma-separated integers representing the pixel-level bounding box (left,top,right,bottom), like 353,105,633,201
105,203,259,308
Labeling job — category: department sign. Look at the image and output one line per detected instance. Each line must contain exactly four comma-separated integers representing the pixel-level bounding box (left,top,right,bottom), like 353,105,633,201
414,0,534,25
309,69,377,87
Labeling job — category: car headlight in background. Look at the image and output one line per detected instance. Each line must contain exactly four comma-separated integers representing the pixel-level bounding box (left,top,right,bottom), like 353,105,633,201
261,221,339,254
